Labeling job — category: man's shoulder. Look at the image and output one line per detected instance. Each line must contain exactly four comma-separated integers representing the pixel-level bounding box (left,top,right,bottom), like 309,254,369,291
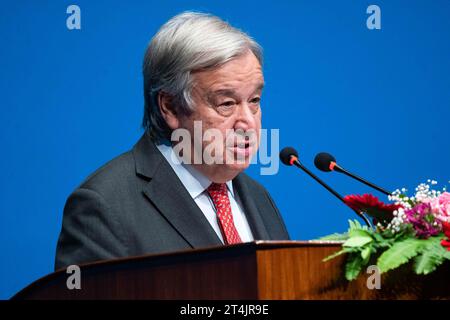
74,134,159,195
77,151,136,194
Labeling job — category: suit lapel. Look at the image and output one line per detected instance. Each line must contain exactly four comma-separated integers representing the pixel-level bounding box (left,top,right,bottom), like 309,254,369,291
133,134,222,248
233,175,270,240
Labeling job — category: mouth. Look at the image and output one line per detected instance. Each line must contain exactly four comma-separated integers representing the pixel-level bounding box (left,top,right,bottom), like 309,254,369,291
236,141,250,149
223,132,258,160
228,139,256,158
232,136,256,149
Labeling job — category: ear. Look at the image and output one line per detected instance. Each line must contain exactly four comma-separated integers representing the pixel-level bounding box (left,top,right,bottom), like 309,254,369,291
157,91,180,130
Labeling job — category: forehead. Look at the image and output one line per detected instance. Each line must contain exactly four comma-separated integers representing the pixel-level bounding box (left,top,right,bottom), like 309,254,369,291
192,51,264,94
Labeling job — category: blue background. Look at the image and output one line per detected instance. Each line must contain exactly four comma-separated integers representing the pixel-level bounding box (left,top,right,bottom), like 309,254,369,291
1,1,449,299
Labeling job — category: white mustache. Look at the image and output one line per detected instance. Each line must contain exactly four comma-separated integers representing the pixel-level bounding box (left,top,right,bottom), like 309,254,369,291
225,134,258,148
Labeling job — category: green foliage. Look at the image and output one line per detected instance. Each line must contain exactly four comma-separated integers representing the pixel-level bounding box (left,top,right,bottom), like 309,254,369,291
321,220,450,281
343,235,373,248
317,232,348,241
322,247,355,262
348,219,368,231
361,247,372,262
345,253,364,281
413,236,448,274
348,228,371,238
377,238,424,273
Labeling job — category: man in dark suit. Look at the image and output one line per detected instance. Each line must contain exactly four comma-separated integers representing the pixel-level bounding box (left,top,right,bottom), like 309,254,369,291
55,11,290,270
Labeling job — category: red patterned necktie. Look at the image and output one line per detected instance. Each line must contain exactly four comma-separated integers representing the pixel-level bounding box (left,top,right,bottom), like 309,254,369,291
206,183,242,245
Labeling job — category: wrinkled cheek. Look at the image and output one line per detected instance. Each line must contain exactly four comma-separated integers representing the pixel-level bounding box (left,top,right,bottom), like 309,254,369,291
255,130,261,149
254,113,262,141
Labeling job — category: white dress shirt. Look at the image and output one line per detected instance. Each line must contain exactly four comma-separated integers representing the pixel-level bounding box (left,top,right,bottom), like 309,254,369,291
156,143,254,243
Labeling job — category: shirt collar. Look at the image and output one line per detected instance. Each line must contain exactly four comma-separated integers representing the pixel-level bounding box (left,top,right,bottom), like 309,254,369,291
156,143,234,199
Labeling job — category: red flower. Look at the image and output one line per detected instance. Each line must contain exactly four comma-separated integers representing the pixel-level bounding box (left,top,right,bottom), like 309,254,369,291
441,221,450,251
344,194,402,224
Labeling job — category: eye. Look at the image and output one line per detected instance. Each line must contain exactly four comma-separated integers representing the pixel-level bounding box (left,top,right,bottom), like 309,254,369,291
250,97,261,104
248,97,261,114
219,101,236,108
215,100,237,116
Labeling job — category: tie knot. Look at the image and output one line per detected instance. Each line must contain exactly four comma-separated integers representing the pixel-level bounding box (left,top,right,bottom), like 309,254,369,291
207,183,227,194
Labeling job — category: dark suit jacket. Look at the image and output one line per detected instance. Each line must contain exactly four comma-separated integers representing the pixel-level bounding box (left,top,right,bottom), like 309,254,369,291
55,133,290,270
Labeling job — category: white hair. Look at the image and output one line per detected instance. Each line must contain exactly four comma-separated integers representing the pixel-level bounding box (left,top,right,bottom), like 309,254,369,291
142,11,263,141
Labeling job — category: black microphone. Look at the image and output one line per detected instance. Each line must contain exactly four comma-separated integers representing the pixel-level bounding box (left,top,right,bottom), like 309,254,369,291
314,152,391,196
280,147,371,227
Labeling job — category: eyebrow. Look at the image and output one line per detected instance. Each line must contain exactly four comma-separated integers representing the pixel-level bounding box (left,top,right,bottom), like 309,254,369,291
207,83,265,99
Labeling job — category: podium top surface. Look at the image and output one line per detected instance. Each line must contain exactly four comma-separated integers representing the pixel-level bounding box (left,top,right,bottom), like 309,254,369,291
14,240,342,299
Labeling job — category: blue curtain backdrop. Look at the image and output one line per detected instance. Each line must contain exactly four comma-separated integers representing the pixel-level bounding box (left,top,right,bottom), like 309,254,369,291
1,1,449,299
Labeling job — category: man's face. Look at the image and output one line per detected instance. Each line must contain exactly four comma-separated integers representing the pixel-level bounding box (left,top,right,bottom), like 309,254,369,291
177,50,264,183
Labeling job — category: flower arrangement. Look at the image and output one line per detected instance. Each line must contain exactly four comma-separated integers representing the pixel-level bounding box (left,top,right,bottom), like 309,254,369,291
321,180,450,281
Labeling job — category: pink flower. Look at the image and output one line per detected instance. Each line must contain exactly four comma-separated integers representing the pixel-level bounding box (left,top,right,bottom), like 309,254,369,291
430,192,450,222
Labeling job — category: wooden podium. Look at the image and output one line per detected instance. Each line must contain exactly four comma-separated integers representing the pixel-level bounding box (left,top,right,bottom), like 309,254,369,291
13,241,450,300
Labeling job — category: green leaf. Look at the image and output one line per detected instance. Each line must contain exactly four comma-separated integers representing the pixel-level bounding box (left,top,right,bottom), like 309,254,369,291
377,238,424,273
343,236,373,248
444,252,450,262
322,248,349,262
414,251,445,275
372,232,393,249
348,219,370,231
361,247,372,261
317,232,349,241
349,219,362,231
348,228,372,238
345,254,365,281
414,236,448,274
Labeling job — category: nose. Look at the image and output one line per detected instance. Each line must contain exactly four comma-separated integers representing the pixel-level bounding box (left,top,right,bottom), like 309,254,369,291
233,102,258,132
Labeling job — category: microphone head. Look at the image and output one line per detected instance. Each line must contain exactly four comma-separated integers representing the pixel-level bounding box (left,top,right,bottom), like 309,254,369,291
314,152,337,172
280,147,299,166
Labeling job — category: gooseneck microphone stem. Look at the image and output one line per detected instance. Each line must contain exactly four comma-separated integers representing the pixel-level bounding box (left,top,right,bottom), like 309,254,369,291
293,160,344,203
292,159,372,228
334,164,391,196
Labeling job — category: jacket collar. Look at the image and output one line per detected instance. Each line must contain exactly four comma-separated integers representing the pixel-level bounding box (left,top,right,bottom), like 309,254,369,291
132,132,163,180
132,132,270,246
132,133,222,248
